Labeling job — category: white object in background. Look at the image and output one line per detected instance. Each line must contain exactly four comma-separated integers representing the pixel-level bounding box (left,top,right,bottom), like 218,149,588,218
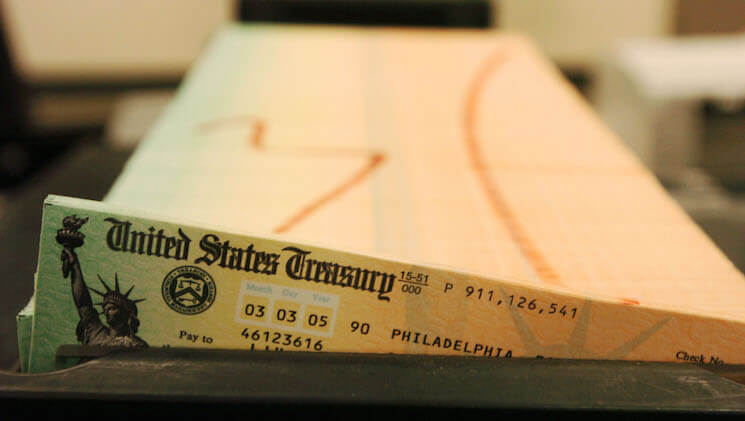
594,34,745,180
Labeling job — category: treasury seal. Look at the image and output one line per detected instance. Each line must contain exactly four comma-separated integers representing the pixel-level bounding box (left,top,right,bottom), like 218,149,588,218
162,266,216,315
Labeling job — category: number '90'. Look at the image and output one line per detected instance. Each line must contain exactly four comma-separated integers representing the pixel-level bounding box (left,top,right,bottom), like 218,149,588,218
350,321,370,335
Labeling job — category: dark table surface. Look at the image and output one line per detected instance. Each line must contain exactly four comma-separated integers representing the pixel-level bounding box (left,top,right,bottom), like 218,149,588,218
4,347,745,418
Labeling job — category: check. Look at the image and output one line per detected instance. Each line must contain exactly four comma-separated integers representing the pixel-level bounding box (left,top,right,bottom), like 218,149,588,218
27,195,745,372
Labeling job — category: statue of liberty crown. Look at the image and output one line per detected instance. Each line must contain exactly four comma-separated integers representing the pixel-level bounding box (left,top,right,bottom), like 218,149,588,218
89,274,145,316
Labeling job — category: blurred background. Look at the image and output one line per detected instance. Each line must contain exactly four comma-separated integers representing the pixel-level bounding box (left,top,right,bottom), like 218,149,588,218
0,0,743,370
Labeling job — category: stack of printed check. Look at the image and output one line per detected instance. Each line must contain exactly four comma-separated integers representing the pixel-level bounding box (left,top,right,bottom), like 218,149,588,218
21,24,745,372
